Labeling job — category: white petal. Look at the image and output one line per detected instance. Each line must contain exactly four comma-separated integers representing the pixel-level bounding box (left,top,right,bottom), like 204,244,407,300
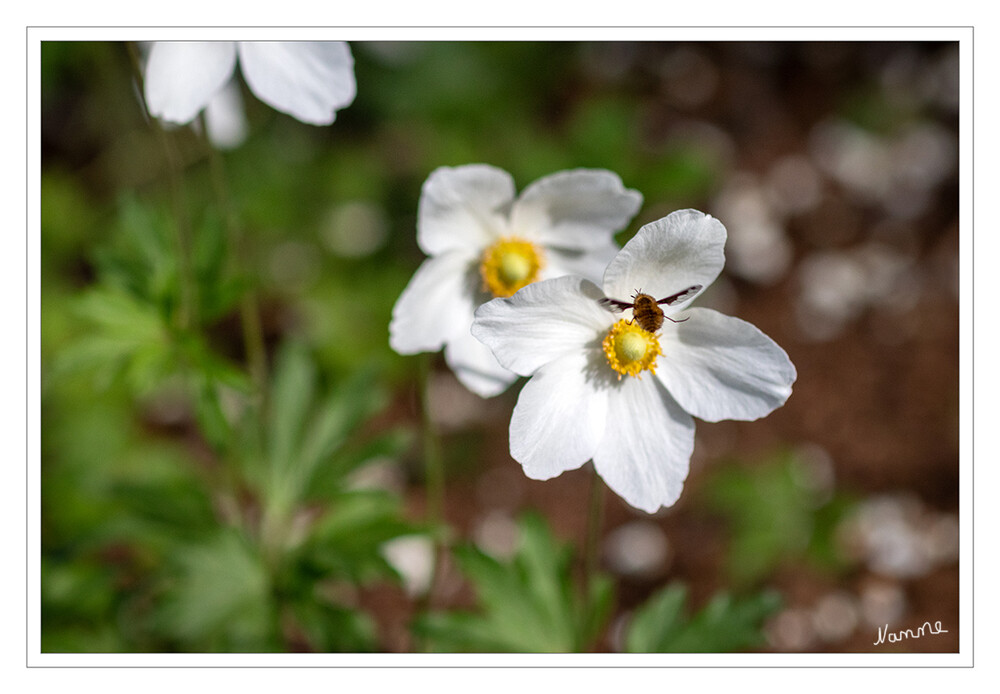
602,209,727,310
389,250,478,355
237,41,356,125
472,276,612,377
417,165,516,256
656,308,796,422
144,42,237,124
444,328,519,398
509,350,609,480
511,169,642,249
203,78,248,149
593,377,695,513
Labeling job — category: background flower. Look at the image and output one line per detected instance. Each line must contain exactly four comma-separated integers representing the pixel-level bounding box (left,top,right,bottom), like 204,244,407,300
472,210,797,512
389,164,642,397
143,41,356,127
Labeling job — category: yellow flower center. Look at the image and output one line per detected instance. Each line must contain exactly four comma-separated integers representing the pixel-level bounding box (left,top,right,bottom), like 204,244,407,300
480,237,544,297
602,319,662,380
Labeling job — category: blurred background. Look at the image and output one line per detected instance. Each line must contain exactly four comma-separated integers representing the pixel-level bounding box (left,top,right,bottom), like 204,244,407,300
40,41,960,653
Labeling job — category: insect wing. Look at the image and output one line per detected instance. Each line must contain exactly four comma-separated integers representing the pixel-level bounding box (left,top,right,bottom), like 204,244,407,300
598,297,634,312
657,284,702,306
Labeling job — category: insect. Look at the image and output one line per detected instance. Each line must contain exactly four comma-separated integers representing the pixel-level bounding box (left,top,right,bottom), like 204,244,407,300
599,285,702,333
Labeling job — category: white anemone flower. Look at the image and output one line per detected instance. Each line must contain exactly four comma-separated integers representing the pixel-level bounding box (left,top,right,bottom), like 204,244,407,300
144,41,356,126
389,164,642,398
471,209,796,513
202,79,249,150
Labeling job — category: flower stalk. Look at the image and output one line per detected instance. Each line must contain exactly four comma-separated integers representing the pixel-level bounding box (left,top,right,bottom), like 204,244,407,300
200,115,269,395
127,43,198,333
583,463,605,608
417,353,447,605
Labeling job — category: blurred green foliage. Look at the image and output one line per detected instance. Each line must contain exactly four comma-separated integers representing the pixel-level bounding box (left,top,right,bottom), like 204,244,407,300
701,450,856,585
413,514,614,653
625,583,782,653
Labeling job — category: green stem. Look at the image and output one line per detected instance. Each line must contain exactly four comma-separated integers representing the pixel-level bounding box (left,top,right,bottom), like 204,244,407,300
127,45,251,546
196,115,273,558
199,116,269,396
126,43,198,333
583,463,605,623
417,354,447,606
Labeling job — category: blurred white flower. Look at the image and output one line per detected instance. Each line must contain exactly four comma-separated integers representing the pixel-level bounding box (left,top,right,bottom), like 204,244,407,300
144,41,356,127
837,494,959,579
202,79,249,149
603,521,670,577
380,535,434,597
472,210,796,512
712,174,793,285
390,164,642,397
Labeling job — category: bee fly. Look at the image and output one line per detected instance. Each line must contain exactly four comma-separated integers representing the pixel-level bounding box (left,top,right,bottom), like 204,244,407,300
599,285,702,333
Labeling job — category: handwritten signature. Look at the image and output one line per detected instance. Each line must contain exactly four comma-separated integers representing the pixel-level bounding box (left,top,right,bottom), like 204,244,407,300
874,621,948,646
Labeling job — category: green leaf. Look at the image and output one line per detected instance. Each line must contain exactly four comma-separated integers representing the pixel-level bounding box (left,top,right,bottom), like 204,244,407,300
307,426,414,500
41,559,117,623
625,583,782,653
288,599,379,653
413,513,614,653
702,451,841,585
105,475,217,548
296,369,389,490
56,286,175,393
260,343,395,510
267,342,317,475
96,195,181,320
155,529,275,650
299,490,415,583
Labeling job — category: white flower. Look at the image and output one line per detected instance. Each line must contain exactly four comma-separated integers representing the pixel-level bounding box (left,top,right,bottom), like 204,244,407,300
389,164,642,397
144,41,356,126
471,209,796,513
202,79,249,149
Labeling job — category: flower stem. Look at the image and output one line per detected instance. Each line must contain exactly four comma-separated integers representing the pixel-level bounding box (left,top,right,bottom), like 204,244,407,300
417,354,447,605
583,463,605,619
200,117,269,395
127,44,199,333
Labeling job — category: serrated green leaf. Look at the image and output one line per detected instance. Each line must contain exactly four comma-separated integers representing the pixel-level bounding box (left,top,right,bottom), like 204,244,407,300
515,514,577,646
412,612,527,653
414,514,613,653
261,344,394,508
267,342,317,474
155,530,275,650
307,427,413,500
300,490,414,583
625,583,782,653
56,286,176,392
289,599,379,653
702,452,822,585
297,372,388,489
190,211,245,323
579,573,616,648
98,195,181,318
106,477,217,546
623,583,690,653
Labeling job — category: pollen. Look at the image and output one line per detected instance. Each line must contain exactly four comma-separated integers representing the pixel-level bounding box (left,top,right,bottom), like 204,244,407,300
480,237,544,297
602,319,662,380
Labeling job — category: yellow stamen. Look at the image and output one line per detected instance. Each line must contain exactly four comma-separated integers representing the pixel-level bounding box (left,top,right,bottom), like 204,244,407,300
480,237,544,297
602,319,662,380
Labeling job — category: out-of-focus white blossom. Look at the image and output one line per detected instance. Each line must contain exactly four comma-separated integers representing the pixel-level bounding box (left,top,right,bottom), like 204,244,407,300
144,41,356,128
